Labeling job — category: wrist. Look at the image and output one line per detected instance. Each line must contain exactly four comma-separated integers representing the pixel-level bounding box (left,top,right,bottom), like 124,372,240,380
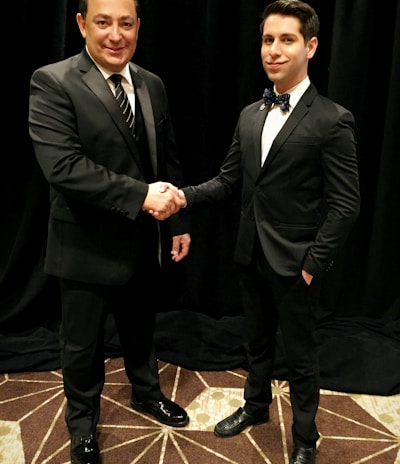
178,189,187,208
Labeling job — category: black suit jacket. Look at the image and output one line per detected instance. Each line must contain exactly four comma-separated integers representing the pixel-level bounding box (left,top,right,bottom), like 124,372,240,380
29,49,187,285
183,83,360,277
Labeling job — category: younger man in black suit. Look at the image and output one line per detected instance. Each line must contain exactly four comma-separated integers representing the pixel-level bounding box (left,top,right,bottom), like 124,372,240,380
177,1,360,463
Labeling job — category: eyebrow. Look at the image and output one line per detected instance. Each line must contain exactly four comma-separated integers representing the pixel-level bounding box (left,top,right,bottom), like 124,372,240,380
93,14,109,20
92,14,135,21
263,32,298,39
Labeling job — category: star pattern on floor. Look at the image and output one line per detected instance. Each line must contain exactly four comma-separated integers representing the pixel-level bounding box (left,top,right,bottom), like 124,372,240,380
0,357,399,463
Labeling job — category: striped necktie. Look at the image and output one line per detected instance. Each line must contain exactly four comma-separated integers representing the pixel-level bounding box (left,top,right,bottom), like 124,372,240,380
110,74,135,133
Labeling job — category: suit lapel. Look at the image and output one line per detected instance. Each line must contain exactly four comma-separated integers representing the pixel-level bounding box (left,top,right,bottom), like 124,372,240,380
130,66,157,176
252,103,269,175
261,84,316,172
82,66,135,147
262,104,307,170
80,56,154,174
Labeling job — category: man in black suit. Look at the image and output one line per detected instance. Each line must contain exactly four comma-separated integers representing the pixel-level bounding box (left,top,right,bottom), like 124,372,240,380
178,1,360,463
28,0,190,462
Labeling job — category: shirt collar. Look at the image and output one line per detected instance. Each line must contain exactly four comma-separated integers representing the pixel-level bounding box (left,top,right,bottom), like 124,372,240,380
85,46,133,86
274,76,310,109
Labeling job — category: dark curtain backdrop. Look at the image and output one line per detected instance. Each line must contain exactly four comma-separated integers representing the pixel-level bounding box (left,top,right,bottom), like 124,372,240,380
3,0,399,396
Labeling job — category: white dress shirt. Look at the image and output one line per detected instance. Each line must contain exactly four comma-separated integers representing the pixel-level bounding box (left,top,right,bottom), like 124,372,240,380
261,76,310,166
86,47,136,112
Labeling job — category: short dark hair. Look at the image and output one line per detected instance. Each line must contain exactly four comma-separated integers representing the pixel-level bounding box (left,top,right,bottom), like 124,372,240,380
78,0,141,18
260,0,319,42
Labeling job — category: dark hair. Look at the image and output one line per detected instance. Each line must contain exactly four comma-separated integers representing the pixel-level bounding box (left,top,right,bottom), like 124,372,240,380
78,0,141,18
260,0,319,42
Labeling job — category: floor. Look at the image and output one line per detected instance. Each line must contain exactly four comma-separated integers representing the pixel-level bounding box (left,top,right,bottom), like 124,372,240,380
1,357,399,463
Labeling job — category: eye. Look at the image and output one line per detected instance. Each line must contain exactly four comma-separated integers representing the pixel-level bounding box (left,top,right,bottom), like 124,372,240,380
122,21,134,28
96,19,108,27
282,35,297,44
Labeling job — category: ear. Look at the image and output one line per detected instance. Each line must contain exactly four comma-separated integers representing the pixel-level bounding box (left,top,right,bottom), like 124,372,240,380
76,13,86,39
306,36,318,59
136,17,141,36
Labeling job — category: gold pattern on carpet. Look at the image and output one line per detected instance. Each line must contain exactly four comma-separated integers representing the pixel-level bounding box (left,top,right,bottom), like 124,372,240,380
0,358,399,463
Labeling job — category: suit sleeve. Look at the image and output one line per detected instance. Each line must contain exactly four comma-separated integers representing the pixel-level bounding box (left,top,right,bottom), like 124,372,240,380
29,66,148,221
303,108,360,276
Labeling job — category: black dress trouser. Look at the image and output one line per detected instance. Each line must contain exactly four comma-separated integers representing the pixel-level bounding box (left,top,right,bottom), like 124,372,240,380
59,221,163,436
239,237,321,448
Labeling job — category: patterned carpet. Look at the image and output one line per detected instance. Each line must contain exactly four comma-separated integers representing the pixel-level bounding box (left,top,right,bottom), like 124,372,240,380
1,357,399,463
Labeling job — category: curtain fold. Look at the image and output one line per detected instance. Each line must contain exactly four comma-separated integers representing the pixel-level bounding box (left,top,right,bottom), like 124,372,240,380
1,0,399,395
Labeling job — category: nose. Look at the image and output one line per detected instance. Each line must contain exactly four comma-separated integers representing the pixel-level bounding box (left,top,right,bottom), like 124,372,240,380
109,23,122,40
269,39,281,55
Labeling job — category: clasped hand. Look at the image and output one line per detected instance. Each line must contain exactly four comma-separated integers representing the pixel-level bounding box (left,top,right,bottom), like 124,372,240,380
142,181,186,220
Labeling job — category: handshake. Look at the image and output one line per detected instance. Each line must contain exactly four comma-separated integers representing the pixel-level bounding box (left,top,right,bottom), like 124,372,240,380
142,181,187,220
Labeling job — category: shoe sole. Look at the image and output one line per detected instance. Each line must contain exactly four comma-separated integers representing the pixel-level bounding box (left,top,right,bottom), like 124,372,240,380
71,458,100,464
131,402,190,427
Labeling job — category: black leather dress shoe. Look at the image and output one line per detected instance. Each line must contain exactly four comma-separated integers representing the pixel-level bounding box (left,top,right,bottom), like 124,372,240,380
290,446,316,464
214,407,269,438
131,397,189,427
70,434,100,464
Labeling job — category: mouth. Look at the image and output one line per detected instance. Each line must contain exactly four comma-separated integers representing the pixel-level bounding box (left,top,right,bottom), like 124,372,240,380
107,46,125,54
267,62,283,69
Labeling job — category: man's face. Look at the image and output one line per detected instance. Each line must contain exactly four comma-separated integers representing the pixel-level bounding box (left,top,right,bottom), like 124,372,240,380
261,14,317,94
76,0,140,73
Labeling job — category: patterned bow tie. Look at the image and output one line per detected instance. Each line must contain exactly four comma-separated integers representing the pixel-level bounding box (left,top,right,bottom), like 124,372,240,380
262,88,290,112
